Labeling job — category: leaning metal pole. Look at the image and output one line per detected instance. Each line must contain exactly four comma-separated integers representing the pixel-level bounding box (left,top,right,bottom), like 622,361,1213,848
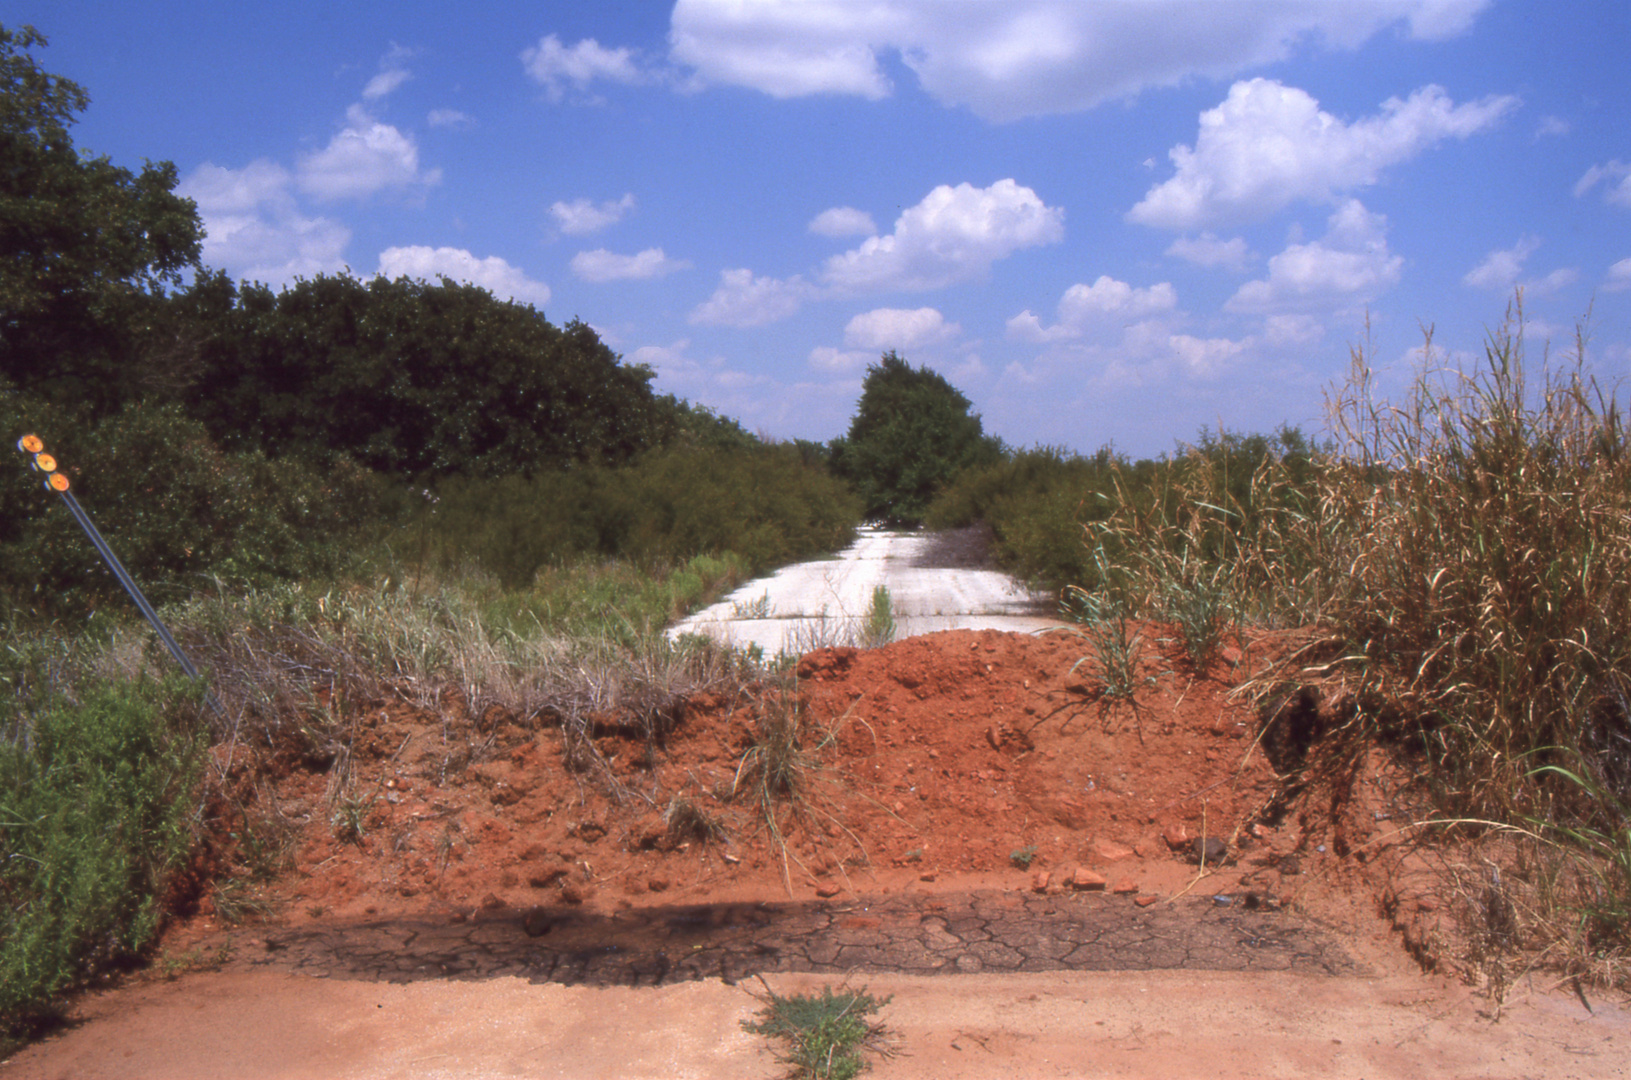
15,433,223,714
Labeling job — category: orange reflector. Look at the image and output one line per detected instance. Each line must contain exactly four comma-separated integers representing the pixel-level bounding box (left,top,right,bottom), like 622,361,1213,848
49,473,70,492
19,434,44,453
34,453,57,473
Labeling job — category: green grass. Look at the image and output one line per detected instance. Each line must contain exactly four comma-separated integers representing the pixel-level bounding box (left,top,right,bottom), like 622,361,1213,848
743,983,891,1080
1,677,206,1025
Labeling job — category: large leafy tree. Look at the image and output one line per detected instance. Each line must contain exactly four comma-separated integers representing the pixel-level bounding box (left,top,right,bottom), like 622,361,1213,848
177,272,676,479
0,25,203,413
830,351,1003,524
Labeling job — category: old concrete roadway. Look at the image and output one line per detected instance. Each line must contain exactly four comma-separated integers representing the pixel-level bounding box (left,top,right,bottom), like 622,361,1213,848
668,526,1058,655
243,890,1360,988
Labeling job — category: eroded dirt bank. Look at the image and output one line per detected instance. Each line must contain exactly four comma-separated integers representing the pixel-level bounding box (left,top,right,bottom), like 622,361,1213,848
5,628,1627,1078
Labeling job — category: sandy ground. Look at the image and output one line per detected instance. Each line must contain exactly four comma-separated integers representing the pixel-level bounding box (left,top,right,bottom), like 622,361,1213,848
6,965,1624,1079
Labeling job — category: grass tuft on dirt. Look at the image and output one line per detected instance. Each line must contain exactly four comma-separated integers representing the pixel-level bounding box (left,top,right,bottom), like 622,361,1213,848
743,981,892,1080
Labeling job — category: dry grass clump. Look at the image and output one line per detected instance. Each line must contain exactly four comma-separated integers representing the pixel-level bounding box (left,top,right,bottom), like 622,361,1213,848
1086,299,1631,984
1310,309,1630,825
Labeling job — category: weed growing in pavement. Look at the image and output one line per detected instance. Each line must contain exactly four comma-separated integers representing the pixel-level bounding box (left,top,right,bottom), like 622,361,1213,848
743,981,893,1080
858,585,896,649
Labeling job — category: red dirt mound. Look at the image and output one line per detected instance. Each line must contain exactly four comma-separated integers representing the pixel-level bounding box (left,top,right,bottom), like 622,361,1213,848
172,625,1405,944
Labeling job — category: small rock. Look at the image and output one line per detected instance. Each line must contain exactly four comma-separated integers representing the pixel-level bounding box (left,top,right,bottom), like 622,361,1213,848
1111,877,1138,894
559,883,589,905
480,893,504,910
647,876,670,893
986,725,1002,751
1032,870,1050,893
1188,837,1228,865
1163,823,1191,851
1070,867,1108,891
1134,895,1161,907
920,871,938,882
1091,838,1137,863
1278,855,1301,876
815,883,842,898
1134,839,1159,859
523,908,552,937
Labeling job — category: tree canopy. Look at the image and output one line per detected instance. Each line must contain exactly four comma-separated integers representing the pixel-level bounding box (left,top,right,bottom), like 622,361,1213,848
0,25,203,414
830,351,1003,524
169,272,676,479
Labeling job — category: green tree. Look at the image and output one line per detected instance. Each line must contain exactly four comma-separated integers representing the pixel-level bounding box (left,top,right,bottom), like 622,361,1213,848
0,25,203,414
174,272,674,479
830,351,1003,524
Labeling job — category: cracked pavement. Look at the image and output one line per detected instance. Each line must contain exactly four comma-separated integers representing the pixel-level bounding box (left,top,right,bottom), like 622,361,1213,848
242,889,1361,988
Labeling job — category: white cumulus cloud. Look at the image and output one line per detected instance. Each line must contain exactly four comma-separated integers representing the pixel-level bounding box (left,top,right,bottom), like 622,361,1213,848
821,179,1063,293
522,34,648,102
844,307,960,351
1464,236,1541,290
1464,236,1578,295
809,206,879,237
1575,161,1631,208
1165,233,1252,271
1226,199,1402,314
571,247,692,282
1007,276,1177,343
180,160,350,286
1129,79,1517,230
809,345,875,372
550,194,637,235
1604,258,1631,293
690,268,812,326
298,105,440,201
669,0,1490,122
377,246,552,308
427,108,473,128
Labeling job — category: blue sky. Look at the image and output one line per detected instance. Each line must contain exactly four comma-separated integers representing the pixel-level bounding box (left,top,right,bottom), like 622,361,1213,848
15,1,1629,457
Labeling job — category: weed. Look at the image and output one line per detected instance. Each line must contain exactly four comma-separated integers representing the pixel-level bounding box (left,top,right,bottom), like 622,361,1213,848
1060,577,1149,703
664,793,728,845
332,794,374,845
858,585,896,650
732,591,774,619
743,981,892,1080
1010,844,1039,868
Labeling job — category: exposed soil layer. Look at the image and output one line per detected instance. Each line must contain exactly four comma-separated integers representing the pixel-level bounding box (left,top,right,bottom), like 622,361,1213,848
187,626,1346,930
9,624,1627,1078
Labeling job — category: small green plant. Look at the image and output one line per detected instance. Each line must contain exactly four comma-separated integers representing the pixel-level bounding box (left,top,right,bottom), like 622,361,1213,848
1061,582,1148,702
1010,844,1039,868
743,982,892,1080
858,585,896,649
732,591,774,619
1160,559,1236,671
332,794,374,845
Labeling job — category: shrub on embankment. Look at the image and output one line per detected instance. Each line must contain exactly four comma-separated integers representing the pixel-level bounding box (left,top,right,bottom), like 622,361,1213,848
405,442,860,590
0,676,205,1027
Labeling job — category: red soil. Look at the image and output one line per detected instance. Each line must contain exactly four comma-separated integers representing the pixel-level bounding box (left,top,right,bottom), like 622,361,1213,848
176,626,1412,949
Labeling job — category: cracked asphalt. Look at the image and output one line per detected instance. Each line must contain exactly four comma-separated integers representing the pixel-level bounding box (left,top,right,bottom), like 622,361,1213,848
242,889,1361,988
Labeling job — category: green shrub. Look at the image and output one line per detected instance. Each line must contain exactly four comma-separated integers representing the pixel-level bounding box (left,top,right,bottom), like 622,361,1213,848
407,444,859,589
1,677,205,1022
2,396,379,620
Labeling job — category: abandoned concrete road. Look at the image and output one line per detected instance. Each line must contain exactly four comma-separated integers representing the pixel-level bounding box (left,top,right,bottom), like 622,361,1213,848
669,526,1057,655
